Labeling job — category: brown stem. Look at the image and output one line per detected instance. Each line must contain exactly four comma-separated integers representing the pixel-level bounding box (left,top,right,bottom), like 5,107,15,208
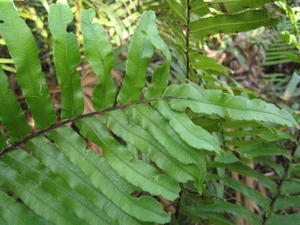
0,96,182,158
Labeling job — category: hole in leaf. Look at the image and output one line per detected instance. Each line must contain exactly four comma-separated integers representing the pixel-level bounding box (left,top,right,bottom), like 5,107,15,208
66,24,76,33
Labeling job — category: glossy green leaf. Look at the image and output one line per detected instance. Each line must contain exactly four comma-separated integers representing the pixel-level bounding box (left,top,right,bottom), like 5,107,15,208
48,2,83,118
210,162,277,193
48,126,170,224
0,67,30,141
26,136,143,225
126,104,204,165
165,0,186,23
0,190,51,225
182,208,235,225
208,176,271,211
81,9,117,110
206,0,272,13
190,10,278,39
228,178,270,210
103,110,205,189
117,11,154,103
0,151,89,225
237,143,291,160
288,163,300,178
155,101,221,153
191,0,210,16
183,198,262,225
145,18,171,98
274,196,300,211
77,117,180,201
164,83,298,127
0,0,56,128
266,214,300,225
256,157,285,176
7,150,116,225
194,62,229,74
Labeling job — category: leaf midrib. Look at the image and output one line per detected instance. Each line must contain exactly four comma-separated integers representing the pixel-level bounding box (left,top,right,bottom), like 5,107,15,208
82,120,178,198
54,130,168,223
8,153,108,225
174,97,295,125
190,18,270,34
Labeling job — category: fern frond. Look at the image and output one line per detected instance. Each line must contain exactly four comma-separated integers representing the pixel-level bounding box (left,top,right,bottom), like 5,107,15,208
0,1,56,128
27,135,144,225
117,11,155,103
48,2,84,118
164,83,298,127
81,9,117,110
48,126,170,224
0,190,50,225
103,109,206,188
0,67,30,140
190,10,279,39
77,117,181,201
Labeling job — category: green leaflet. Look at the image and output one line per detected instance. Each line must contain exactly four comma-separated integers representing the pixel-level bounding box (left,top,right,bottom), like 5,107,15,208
164,83,298,127
215,151,239,164
225,139,265,147
182,198,262,225
0,67,30,141
210,162,277,194
103,110,205,189
256,157,285,177
237,143,291,160
48,126,170,224
185,211,235,225
266,214,300,225
191,0,210,16
118,10,171,103
205,214,234,225
0,151,88,225
190,53,230,77
4,150,114,225
289,163,300,178
145,15,171,98
0,0,56,128
192,61,229,73
224,177,271,211
0,190,51,225
81,9,117,110
26,136,143,225
274,196,300,211
125,104,204,165
205,0,272,13
165,0,186,23
190,10,279,39
281,180,300,195
76,117,180,201
117,11,154,104
224,126,294,142
155,101,221,153
208,174,271,211
48,2,83,118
